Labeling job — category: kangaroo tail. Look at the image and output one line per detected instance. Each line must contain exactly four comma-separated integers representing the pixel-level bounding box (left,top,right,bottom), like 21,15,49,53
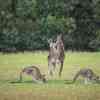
19,71,23,82
72,72,80,83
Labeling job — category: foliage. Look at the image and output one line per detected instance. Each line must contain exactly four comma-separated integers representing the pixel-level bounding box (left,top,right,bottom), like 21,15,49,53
0,0,100,51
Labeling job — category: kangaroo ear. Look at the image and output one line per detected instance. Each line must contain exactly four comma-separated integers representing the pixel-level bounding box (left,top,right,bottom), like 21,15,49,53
47,38,53,43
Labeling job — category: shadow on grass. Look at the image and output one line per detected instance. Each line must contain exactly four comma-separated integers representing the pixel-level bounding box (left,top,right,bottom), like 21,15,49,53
10,79,74,85
65,80,100,85
0,79,35,84
10,80,37,84
1,79,100,85
64,80,74,84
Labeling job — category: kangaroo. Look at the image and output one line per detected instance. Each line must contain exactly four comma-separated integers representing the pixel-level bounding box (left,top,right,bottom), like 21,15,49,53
48,34,65,76
48,39,58,76
19,66,46,83
73,68,99,84
56,34,65,76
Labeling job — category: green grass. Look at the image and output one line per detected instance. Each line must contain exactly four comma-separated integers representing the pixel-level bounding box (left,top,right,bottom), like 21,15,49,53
0,51,100,100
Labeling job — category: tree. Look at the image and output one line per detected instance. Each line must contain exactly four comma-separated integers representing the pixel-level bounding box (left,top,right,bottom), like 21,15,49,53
0,0,100,51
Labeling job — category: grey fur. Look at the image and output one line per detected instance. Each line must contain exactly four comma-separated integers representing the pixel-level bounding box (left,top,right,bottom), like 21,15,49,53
48,34,65,76
19,66,46,83
73,68,99,84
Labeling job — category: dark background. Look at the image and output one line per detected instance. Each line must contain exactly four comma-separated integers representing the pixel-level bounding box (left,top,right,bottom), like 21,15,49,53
0,0,100,52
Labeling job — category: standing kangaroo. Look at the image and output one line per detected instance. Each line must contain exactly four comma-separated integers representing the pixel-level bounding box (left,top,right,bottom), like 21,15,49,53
48,34,65,76
56,34,65,76
48,39,58,76
73,68,100,84
19,66,46,83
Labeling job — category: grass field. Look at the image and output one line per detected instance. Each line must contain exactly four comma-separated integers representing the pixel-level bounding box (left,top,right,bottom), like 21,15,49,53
0,51,100,100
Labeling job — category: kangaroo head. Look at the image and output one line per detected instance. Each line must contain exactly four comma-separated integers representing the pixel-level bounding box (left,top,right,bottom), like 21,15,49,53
92,75,100,83
95,76,100,81
41,74,46,83
48,39,56,48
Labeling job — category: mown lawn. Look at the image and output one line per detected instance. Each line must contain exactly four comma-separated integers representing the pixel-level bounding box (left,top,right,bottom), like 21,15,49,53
0,51,100,100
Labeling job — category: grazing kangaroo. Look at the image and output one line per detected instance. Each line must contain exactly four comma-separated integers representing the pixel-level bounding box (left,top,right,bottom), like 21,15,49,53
73,68,100,84
48,34,65,76
19,66,46,83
